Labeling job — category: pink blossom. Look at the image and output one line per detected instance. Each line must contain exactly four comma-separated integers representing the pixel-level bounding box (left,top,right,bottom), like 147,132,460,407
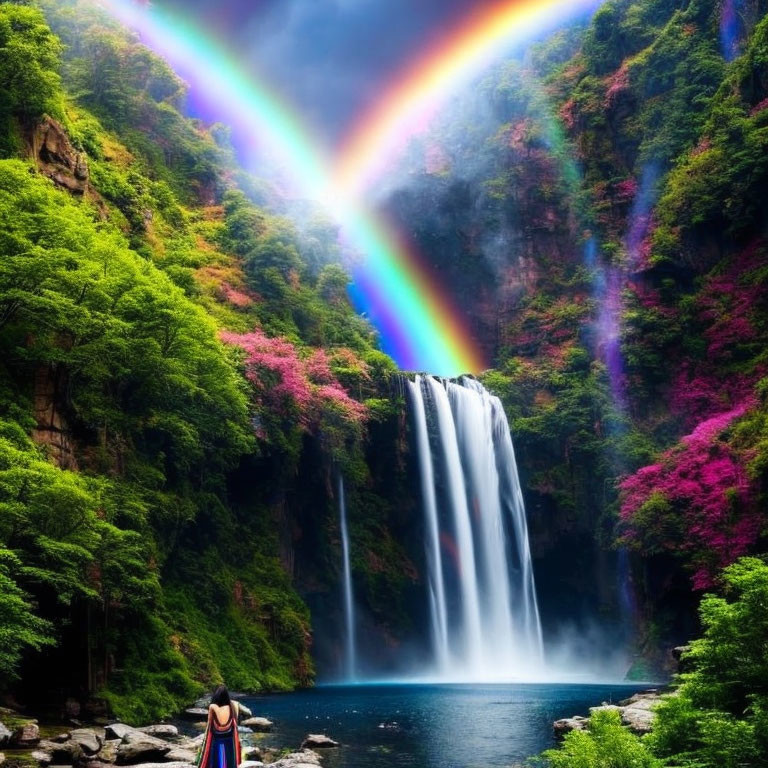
750,98,768,116
220,282,256,308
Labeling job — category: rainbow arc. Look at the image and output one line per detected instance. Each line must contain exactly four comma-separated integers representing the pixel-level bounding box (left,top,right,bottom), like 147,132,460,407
99,0,604,376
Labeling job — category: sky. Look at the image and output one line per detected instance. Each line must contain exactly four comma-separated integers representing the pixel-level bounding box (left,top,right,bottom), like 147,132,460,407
156,0,501,147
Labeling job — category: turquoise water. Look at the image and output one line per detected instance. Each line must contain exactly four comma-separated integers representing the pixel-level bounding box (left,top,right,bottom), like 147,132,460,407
242,683,645,768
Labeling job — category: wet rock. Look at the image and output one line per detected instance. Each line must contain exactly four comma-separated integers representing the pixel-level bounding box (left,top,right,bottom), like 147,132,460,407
49,735,70,745
70,729,103,755
12,723,40,746
0,724,11,748
241,746,261,761
115,733,171,765
240,718,272,733
553,716,587,737
136,727,177,740
300,734,338,749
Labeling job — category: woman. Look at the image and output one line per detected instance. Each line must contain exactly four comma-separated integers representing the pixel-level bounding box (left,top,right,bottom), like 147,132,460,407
197,685,241,768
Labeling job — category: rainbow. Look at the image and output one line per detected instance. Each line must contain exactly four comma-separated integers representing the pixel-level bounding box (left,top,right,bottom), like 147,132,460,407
96,0,604,376
335,0,604,197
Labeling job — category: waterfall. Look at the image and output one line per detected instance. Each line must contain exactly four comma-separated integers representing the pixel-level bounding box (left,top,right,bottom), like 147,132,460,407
338,475,357,681
408,375,544,680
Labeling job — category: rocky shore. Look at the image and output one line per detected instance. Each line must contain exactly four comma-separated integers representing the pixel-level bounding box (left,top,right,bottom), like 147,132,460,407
0,702,339,768
553,689,666,738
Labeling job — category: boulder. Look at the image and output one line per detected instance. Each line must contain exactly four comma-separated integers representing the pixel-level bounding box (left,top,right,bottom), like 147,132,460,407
116,733,171,765
240,718,272,733
70,729,103,755
621,706,656,734
0,724,11,748
239,762,263,768
104,724,139,742
50,734,71,744
136,727,177,740
12,722,40,746
300,734,338,749
38,740,85,765
553,716,587,737
0,752,5,765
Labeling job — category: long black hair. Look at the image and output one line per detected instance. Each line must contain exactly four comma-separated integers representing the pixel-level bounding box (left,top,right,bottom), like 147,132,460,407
210,684,231,707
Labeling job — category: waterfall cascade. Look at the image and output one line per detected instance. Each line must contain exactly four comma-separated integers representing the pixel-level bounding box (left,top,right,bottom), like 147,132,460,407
407,375,544,681
338,475,357,681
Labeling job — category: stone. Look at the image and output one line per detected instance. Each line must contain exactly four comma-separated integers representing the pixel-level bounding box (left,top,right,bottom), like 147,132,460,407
115,733,171,765
136,727,177,740
162,749,196,764
240,718,272,733
182,709,208,720
241,746,261,761
30,751,52,766
96,740,119,764
238,762,263,768
104,724,139,742
270,751,321,768
0,752,5,765
621,706,656,734
38,740,84,765
236,704,252,720
0,724,11,748
50,735,71,744
12,722,40,746
70,729,103,755
553,716,587,737
300,734,338,749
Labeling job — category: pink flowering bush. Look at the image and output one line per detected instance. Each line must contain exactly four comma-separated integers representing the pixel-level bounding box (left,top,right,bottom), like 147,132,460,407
219,282,256,309
221,329,367,435
620,402,760,588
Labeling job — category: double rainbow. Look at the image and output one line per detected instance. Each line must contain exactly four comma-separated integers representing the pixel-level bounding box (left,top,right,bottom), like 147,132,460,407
99,0,603,376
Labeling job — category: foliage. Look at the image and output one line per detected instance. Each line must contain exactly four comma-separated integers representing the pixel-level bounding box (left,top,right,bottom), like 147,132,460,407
542,709,660,768
647,557,768,767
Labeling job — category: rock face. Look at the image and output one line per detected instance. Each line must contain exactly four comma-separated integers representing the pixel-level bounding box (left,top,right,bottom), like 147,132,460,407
300,734,338,749
30,116,89,195
240,718,272,732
